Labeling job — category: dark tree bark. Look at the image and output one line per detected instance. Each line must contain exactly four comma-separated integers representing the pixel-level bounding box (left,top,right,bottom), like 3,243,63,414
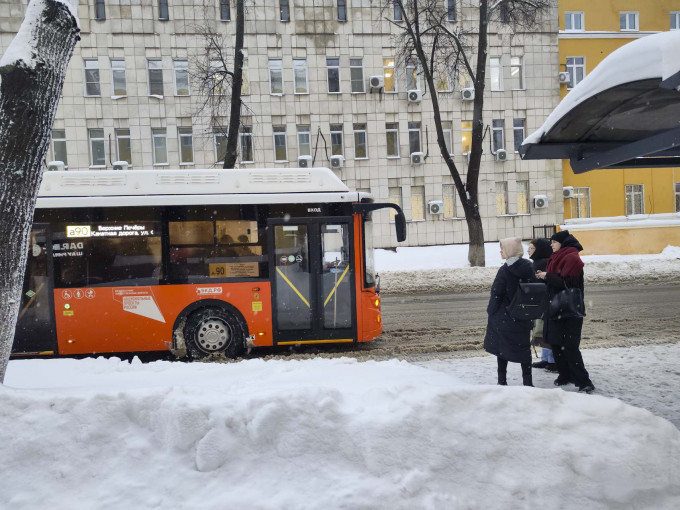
0,0,80,382
222,0,245,169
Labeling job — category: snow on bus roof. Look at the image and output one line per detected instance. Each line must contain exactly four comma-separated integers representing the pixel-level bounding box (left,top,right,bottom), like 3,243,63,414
38,167,350,197
523,30,680,145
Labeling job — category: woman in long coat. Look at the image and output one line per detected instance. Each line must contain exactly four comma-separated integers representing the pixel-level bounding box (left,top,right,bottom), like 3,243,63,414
528,238,555,371
536,230,595,393
484,237,535,386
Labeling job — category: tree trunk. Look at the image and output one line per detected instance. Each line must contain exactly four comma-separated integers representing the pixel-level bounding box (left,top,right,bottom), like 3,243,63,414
0,0,80,383
222,0,244,169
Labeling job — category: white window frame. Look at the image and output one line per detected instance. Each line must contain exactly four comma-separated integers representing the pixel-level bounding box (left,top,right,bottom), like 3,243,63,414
350,58,365,93
88,128,106,167
388,180,402,222
442,121,453,155
353,123,368,160
516,180,529,215
178,127,194,165
443,184,457,219
147,59,164,97
84,59,101,97
220,0,231,22
408,121,421,155
174,60,189,96
565,11,584,32
461,121,472,154
327,57,341,94
436,69,452,93
571,187,592,219
490,57,502,92
152,128,168,165
672,12,680,31
385,122,400,158
240,126,254,163
620,11,639,32
214,131,227,164
269,59,283,95
566,56,585,90
241,61,250,96
110,59,127,97
625,184,644,215
492,119,505,152
115,128,131,167
411,185,426,221
510,56,524,90
293,59,309,94
273,125,288,162
51,129,68,168
393,1,403,22
405,58,419,91
383,58,397,93
330,124,344,156
513,118,525,153
297,125,311,157
495,181,509,216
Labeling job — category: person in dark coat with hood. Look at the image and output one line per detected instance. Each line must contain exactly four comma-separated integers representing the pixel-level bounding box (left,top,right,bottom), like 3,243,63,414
528,238,556,371
536,230,595,393
484,237,535,387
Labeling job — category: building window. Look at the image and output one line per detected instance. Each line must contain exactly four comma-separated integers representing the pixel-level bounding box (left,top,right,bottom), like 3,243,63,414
388,179,402,222
51,129,68,167
674,183,680,211
513,119,525,152
411,184,426,221
297,125,311,157
214,131,227,163
383,58,396,93
571,187,591,218
152,128,168,165
240,126,254,163
620,11,639,31
89,128,106,167
273,125,287,162
327,58,341,93
443,184,457,218
178,127,194,164
490,57,502,91
110,59,126,96
565,11,584,31
293,59,308,94
566,56,585,89
210,61,226,95
499,2,509,22
386,122,400,158
353,123,368,159
510,56,524,90
269,59,283,95
330,124,344,156
115,128,131,166
672,12,680,30
174,60,189,96
350,58,365,93
241,60,250,95
405,58,418,91
95,0,106,21
408,121,421,155
436,69,451,92
393,1,402,22
280,0,290,22
442,121,453,155
84,59,101,97
338,0,347,22
461,121,472,154
220,0,231,21
496,181,508,215
158,0,169,21
147,59,164,96
492,119,504,152
625,184,644,215
447,0,456,22
459,68,472,89
517,180,529,214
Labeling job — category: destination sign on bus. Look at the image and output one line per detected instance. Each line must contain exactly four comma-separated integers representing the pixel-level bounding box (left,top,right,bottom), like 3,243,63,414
67,224,156,238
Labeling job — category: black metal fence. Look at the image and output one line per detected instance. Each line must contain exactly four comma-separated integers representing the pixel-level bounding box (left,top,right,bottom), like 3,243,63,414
532,225,557,240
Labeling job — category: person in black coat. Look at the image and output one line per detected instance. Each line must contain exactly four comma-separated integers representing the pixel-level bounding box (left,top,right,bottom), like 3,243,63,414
528,238,555,371
484,237,535,387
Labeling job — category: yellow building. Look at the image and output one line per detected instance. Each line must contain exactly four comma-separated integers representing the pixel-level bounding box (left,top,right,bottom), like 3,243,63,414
558,1,680,254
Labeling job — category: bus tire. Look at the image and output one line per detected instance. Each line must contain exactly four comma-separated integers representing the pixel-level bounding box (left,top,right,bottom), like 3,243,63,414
183,307,246,360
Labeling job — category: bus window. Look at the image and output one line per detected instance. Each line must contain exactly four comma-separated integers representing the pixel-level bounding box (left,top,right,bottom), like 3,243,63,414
363,218,376,287
321,224,352,329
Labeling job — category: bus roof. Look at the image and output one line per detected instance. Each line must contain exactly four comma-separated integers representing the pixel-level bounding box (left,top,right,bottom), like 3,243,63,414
36,167,368,208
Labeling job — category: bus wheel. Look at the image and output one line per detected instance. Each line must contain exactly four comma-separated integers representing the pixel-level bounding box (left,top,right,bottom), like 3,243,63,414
183,308,245,359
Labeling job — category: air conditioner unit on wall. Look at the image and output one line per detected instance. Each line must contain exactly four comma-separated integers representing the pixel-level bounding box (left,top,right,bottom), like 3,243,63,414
563,186,575,198
495,149,507,161
330,155,344,168
461,87,475,101
47,161,65,172
407,89,422,103
558,72,570,84
369,75,384,91
298,155,312,168
428,200,444,215
410,152,424,165
533,195,549,209
112,161,129,170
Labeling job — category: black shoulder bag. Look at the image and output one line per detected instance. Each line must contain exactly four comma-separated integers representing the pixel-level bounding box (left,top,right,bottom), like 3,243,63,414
548,280,586,319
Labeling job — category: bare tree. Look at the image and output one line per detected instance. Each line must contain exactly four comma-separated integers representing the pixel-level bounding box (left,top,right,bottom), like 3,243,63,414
192,0,246,169
0,0,80,382
383,0,552,266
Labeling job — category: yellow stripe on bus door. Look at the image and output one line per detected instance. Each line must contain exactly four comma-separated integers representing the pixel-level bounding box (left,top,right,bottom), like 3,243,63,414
324,265,350,307
276,266,310,308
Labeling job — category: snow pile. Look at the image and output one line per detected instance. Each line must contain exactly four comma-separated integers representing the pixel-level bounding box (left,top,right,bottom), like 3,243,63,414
376,243,680,293
2,356,679,509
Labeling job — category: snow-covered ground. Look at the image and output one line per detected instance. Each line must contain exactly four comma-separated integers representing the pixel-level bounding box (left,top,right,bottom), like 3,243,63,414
2,242,680,509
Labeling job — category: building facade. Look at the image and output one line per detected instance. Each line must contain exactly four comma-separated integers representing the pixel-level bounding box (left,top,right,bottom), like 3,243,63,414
1,0,562,248
558,0,680,253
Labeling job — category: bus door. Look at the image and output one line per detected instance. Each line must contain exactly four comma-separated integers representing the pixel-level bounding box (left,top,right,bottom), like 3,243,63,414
269,218,356,345
13,224,58,355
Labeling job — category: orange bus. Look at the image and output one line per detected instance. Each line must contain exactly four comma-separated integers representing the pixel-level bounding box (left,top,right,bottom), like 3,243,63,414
12,168,405,359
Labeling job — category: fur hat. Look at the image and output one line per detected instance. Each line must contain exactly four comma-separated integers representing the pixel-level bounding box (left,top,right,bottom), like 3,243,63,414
500,237,524,258
550,230,571,244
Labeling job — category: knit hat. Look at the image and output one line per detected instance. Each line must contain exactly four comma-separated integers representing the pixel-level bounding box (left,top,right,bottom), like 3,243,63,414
550,230,570,244
500,237,524,258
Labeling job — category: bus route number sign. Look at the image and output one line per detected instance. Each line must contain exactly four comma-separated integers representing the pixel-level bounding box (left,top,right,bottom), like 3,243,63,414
66,225,92,238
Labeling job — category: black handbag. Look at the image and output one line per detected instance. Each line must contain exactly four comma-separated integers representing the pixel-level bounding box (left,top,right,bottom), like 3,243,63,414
506,281,548,320
549,281,586,319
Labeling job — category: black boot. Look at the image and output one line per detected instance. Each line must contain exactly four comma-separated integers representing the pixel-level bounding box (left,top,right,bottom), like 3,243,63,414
498,371,507,386
497,357,508,385
521,362,533,387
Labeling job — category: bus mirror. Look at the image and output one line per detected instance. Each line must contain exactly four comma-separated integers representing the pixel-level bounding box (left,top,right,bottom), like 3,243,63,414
394,209,406,243
352,202,407,243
